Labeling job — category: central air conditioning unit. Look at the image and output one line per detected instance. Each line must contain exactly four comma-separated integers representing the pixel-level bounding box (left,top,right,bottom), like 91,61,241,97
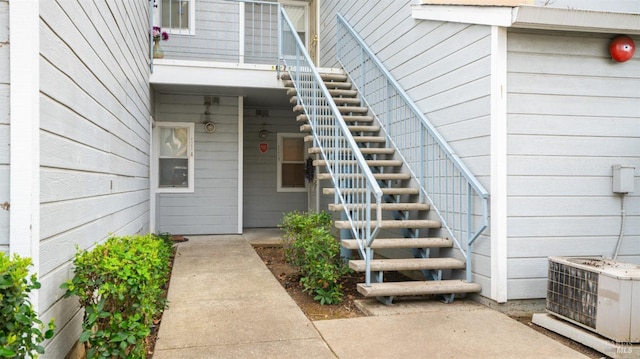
546,256,640,343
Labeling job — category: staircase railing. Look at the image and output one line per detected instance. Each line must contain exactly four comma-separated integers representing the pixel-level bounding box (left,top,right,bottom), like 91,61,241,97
336,14,489,283
279,9,383,285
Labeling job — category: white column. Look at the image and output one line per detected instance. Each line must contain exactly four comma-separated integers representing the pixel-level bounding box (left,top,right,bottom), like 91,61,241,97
490,25,508,303
149,113,156,233
9,0,40,271
237,96,244,234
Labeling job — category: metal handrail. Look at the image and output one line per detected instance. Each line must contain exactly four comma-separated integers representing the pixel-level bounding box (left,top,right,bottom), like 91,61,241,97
336,13,489,282
279,8,383,285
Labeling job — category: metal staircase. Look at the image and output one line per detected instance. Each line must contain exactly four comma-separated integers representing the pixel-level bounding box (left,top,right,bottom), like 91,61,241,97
282,71,481,304
279,9,488,304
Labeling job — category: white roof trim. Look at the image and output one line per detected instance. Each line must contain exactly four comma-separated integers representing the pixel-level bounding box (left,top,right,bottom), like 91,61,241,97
411,4,640,34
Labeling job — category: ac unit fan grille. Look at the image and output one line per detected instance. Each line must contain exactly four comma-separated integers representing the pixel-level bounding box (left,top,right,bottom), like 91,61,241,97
546,260,599,329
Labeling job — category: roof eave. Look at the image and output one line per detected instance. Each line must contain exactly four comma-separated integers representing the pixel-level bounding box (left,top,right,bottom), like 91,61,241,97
411,4,640,34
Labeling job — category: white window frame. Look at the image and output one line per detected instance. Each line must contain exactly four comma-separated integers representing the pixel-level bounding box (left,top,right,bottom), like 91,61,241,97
153,0,196,36
277,132,307,193
154,122,195,193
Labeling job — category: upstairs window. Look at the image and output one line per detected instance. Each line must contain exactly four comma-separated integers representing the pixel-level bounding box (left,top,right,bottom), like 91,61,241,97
154,0,195,35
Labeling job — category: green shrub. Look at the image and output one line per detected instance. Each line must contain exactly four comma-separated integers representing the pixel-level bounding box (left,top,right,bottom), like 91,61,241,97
0,253,55,358
279,210,332,266
279,211,350,305
61,234,172,358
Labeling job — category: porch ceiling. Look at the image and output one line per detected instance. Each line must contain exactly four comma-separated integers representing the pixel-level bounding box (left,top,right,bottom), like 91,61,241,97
151,82,290,108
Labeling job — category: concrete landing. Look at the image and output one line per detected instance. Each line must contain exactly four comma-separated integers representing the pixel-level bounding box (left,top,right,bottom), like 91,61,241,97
314,299,589,359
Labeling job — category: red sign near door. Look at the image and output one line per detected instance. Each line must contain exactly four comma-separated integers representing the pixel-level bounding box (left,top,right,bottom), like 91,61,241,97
259,143,268,153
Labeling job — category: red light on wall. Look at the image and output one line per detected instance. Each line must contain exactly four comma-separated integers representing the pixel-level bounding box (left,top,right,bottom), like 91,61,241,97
609,35,635,62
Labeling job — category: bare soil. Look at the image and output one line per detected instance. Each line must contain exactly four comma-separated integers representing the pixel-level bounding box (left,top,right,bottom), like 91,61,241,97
253,245,365,320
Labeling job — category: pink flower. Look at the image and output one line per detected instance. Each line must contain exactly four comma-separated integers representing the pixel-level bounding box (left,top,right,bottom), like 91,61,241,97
151,26,169,41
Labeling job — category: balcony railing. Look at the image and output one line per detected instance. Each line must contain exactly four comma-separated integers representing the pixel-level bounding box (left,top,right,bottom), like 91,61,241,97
149,0,280,67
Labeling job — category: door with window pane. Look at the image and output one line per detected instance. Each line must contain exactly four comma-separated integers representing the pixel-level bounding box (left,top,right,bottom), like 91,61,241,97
282,2,308,47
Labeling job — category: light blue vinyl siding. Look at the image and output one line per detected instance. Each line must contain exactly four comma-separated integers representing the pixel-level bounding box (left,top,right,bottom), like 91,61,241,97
0,0,8,252
160,0,241,62
506,29,640,299
243,107,308,227
156,94,240,234
159,0,278,64
38,1,151,356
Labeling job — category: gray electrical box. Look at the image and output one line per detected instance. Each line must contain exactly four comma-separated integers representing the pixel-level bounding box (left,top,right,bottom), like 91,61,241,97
612,165,635,193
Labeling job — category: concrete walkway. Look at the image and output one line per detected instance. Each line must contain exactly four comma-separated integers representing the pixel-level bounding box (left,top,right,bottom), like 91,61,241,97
153,231,589,359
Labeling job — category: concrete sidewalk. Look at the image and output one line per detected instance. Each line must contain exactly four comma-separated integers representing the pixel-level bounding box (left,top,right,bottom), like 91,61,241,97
153,231,589,359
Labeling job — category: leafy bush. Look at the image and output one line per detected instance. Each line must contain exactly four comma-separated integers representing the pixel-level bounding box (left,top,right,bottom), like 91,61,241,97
279,210,332,266
279,211,350,304
61,234,172,358
0,253,55,358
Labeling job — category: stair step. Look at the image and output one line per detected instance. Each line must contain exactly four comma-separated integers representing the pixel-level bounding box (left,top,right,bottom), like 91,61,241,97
341,237,451,250
287,88,358,98
309,136,386,143
325,187,419,196
357,280,482,297
328,201,428,211
300,124,380,133
333,97,361,106
300,125,311,133
318,172,410,181
281,72,348,82
289,96,360,106
308,147,395,155
321,81,353,89
348,125,380,132
315,159,403,167
293,104,368,114
283,80,353,90
334,219,441,229
331,89,358,97
337,106,368,114
349,258,464,272
296,114,374,123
